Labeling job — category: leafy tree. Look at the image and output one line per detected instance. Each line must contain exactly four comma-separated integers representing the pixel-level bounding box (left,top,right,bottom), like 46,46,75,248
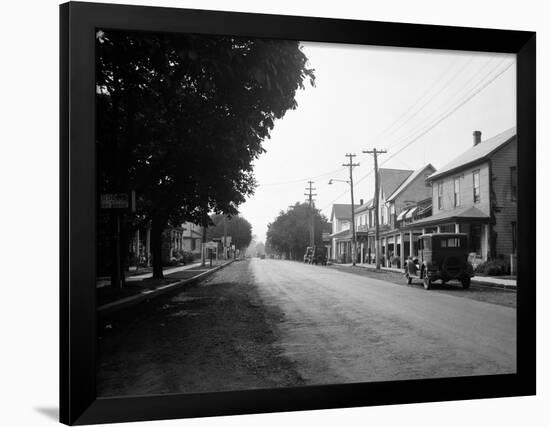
206,214,253,250
96,30,315,279
266,203,329,260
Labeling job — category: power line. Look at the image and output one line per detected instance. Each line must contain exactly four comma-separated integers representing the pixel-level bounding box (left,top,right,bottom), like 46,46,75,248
366,57,462,144
321,58,515,211
384,58,515,157
258,167,345,187
384,57,509,152
375,56,476,148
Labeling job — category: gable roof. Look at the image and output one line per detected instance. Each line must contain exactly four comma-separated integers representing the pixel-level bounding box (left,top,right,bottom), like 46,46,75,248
379,168,413,198
330,204,358,221
355,198,373,213
386,164,436,202
427,127,516,181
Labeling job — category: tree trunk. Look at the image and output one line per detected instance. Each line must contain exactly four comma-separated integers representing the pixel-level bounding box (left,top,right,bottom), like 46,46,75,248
151,214,167,279
201,221,207,267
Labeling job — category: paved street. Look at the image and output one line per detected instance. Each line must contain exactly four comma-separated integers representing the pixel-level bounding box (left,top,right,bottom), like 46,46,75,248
97,258,516,396
251,258,516,384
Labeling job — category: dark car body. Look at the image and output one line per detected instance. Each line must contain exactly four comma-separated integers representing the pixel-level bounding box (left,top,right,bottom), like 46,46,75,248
416,233,474,289
304,246,327,265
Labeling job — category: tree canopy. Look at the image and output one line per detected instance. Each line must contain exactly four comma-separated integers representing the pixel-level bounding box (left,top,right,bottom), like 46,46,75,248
206,214,253,250
96,29,315,278
266,203,329,260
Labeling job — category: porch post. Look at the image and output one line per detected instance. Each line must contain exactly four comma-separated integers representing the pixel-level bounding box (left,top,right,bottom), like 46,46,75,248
409,230,414,257
146,227,151,266
455,223,460,233
436,225,441,233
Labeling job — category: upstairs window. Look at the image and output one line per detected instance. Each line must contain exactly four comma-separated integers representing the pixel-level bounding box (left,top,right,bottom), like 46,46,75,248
437,183,443,210
473,170,480,203
454,177,461,207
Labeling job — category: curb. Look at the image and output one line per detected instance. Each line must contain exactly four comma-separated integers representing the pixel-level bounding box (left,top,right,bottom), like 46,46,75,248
470,279,517,291
98,260,235,316
329,263,516,291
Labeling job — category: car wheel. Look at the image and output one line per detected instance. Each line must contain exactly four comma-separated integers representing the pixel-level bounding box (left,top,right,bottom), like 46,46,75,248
423,275,432,290
461,277,471,289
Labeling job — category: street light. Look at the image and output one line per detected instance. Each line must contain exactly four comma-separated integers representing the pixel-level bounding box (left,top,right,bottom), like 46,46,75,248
328,179,349,185
328,176,358,266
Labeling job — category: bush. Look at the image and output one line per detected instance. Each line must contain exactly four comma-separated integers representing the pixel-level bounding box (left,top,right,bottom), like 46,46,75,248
474,259,510,276
390,256,401,268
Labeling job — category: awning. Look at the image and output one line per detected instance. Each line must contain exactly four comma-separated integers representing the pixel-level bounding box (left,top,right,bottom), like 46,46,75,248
396,209,410,221
405,206,418,219
417,204,431,216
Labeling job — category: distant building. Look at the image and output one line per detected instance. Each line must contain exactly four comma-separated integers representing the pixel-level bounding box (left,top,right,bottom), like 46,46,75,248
329,203,358,263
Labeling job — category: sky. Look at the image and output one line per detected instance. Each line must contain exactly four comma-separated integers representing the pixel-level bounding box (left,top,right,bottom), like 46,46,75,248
239,42,516,243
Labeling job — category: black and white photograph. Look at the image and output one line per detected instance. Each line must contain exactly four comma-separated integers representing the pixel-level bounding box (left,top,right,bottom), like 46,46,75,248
2,0,547,426
95,28,519,397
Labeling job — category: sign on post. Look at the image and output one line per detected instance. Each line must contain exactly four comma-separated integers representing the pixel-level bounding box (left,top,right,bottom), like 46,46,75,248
101,193,129,209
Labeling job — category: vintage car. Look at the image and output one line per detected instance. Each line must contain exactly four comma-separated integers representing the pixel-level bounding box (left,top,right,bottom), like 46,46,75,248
406,233,474,290
303,246,328,265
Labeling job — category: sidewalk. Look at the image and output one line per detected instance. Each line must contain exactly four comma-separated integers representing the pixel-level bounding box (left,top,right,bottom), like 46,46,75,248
96,262,204,288
337,262,516,289
97,259,234,315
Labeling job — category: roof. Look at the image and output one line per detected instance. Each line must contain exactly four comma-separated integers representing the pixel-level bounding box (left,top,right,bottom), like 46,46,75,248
355,198,373,213
428,127,516,181
330,204,359,220
386,164,435,202
379,168,413,198
329,229,353,240
407,206,489,227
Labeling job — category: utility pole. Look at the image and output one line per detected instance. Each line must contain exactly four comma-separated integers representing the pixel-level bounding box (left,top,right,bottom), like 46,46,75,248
363,148,386,270
304,181,317,247
343,154,360,266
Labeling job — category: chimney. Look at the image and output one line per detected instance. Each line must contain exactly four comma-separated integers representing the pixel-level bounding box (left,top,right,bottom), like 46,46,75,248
360,199,364,205
473,130,482,146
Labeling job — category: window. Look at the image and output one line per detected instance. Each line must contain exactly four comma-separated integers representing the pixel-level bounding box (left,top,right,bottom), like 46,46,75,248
473,170,480,203
454,177,461,207
440,238,462,248
511,166,517,201
437,183,443,210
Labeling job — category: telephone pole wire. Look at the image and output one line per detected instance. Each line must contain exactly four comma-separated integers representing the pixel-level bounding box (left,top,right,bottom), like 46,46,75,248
363,148,386,270
304,181,317,247
343,154,360,266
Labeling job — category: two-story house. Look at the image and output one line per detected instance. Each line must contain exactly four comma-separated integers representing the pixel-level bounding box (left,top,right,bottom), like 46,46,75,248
181,221,203,255
408,128,517,263
329,203,358,263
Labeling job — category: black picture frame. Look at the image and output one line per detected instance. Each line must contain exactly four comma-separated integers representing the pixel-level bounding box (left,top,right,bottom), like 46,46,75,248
60,1,536,425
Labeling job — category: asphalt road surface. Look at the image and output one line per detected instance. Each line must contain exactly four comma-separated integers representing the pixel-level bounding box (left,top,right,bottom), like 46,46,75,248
97,258,516,396
250,258,516,384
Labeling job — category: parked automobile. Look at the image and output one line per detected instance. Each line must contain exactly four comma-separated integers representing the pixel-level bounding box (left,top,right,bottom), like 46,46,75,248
304,246,327,266
408,233,474,290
